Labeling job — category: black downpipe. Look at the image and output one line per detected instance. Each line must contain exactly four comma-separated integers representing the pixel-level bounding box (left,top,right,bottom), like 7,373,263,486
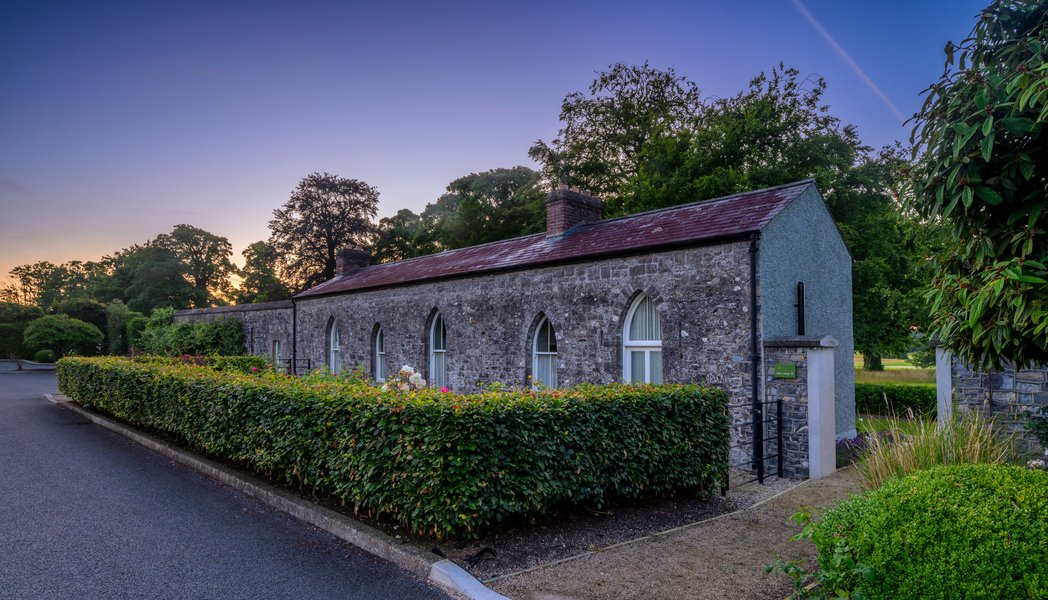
291,298,298,376
796,282,806,336
749,233,763,482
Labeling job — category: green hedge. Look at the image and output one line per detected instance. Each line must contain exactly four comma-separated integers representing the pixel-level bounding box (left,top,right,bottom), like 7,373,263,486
57,357,729,539
807,464,1048,599
855,383,936,416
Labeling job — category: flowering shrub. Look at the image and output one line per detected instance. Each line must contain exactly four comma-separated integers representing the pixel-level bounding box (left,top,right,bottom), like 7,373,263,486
380,365,426,392
56,356,730,539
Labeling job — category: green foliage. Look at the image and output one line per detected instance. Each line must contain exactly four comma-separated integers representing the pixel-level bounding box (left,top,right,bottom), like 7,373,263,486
125,314,148,350
108,245,198,313
235,241,290,304
57,357,730,539
800,465,1048,599
529,61,703,202
854,383,936,416
373,209,438,263
0,302,44,358
269,172,379,292
154,224,238,307
136,310,244,356
23,314,103,357
909,1,1048,369
856,411,1014,490
34,349,55,363
53,298,108,346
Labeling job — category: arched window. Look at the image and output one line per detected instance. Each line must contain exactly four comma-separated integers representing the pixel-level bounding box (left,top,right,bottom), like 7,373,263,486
429,313,447,388
532,316,558,389
374,326,386,382
623,294,662,383
327,320,340,374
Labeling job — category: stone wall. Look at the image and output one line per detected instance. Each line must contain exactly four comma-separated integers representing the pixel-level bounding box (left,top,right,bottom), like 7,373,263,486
181,242,761,450
174,300,293,366
950,360,1047,457
763,345,806,478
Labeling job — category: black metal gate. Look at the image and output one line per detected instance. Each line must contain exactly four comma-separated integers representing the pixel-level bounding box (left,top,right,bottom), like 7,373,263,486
726,395,783,488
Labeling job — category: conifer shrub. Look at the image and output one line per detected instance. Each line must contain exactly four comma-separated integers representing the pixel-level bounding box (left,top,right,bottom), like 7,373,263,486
57,357,730,539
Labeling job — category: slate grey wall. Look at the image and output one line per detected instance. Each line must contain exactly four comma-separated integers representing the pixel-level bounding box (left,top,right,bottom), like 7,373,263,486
758,187,856,438
951,360,1047,457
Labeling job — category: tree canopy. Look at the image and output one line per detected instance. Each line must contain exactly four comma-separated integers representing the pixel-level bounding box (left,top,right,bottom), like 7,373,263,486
235,241,290,304
269,172,379,291
529,62,703,203
154,224,237,307
909,0,1048,369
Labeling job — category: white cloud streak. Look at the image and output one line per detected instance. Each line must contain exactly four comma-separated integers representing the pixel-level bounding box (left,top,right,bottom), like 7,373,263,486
790,0,906,122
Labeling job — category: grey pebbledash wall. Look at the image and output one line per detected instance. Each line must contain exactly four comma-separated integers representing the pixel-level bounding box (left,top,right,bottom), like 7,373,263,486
759,186,856,439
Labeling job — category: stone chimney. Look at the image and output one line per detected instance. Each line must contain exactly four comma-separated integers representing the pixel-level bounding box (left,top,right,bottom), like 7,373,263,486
335,246,371,275
546,185,603,237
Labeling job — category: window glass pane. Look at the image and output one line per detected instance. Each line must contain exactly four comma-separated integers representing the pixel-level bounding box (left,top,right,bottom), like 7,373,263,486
535,354,557,389
536,319,550,352
546,321,557,353
629,351,645,383
650,351,663,384
377,329,384,353
433,316,446,351
628,296,662,341
432,352,446,388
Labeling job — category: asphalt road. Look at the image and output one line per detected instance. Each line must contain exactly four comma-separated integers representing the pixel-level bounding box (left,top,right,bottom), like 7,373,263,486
0,372,451,600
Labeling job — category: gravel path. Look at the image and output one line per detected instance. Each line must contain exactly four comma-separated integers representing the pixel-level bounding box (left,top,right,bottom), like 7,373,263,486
490,467,863,600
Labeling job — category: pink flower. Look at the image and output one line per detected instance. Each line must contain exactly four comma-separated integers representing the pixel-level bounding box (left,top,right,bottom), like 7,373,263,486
251,366,258,372
440,387,450,393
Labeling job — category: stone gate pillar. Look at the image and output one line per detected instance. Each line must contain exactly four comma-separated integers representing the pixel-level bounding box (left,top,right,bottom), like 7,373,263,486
763,335,838,479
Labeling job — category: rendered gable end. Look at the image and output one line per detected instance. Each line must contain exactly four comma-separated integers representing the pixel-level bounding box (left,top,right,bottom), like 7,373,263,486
758,185,856,439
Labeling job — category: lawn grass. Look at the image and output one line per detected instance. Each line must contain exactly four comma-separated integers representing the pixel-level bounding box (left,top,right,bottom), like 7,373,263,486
854,369,936,385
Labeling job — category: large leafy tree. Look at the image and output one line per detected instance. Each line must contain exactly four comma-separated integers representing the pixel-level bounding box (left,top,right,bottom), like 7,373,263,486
154,224,237,307
107,245,198,314
422,166,546,250
529,62,703,203
373,209,438,264
269,172,379,291
909,0,1048,369
235,241,290,304
623,66,933,369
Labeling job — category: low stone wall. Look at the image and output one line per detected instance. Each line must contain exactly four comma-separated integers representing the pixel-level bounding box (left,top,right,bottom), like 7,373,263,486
948,359,1047,457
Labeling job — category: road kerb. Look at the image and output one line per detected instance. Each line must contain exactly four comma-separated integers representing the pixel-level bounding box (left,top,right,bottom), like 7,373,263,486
45,393,510,600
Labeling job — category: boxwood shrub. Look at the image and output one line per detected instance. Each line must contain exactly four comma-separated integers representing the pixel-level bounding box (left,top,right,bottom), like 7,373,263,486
806,464,1048,599
57,357,729,539
855,383,935,416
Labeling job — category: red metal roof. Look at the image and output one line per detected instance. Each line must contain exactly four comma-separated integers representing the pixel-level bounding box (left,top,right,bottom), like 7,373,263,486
296,179,813,298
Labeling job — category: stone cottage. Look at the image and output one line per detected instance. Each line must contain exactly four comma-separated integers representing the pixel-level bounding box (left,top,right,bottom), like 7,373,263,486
177,179,856,475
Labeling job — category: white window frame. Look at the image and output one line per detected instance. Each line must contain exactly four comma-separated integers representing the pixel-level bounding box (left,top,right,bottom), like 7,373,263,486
374,326,386,382
531,316,558,389
272,340,281,368
622,294,663,384
429,314,447,388
328,322,340,375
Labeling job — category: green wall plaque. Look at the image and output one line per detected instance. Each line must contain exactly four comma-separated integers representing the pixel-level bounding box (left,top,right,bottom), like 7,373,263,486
774,362,797,379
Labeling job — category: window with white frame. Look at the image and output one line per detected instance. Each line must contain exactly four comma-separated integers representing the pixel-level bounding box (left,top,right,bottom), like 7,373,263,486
532,316,558,389
429,314,447,388
623,294,663,384
374,326,386,382
272,340,281,368
327,321,340,374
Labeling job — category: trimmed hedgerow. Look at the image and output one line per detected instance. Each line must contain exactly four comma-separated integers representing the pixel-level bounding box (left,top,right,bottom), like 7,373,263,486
57,357,729,539
855,383,935,416
802,464,1048,599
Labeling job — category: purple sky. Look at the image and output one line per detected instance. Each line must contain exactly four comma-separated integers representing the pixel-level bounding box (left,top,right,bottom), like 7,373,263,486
1,0,986,285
